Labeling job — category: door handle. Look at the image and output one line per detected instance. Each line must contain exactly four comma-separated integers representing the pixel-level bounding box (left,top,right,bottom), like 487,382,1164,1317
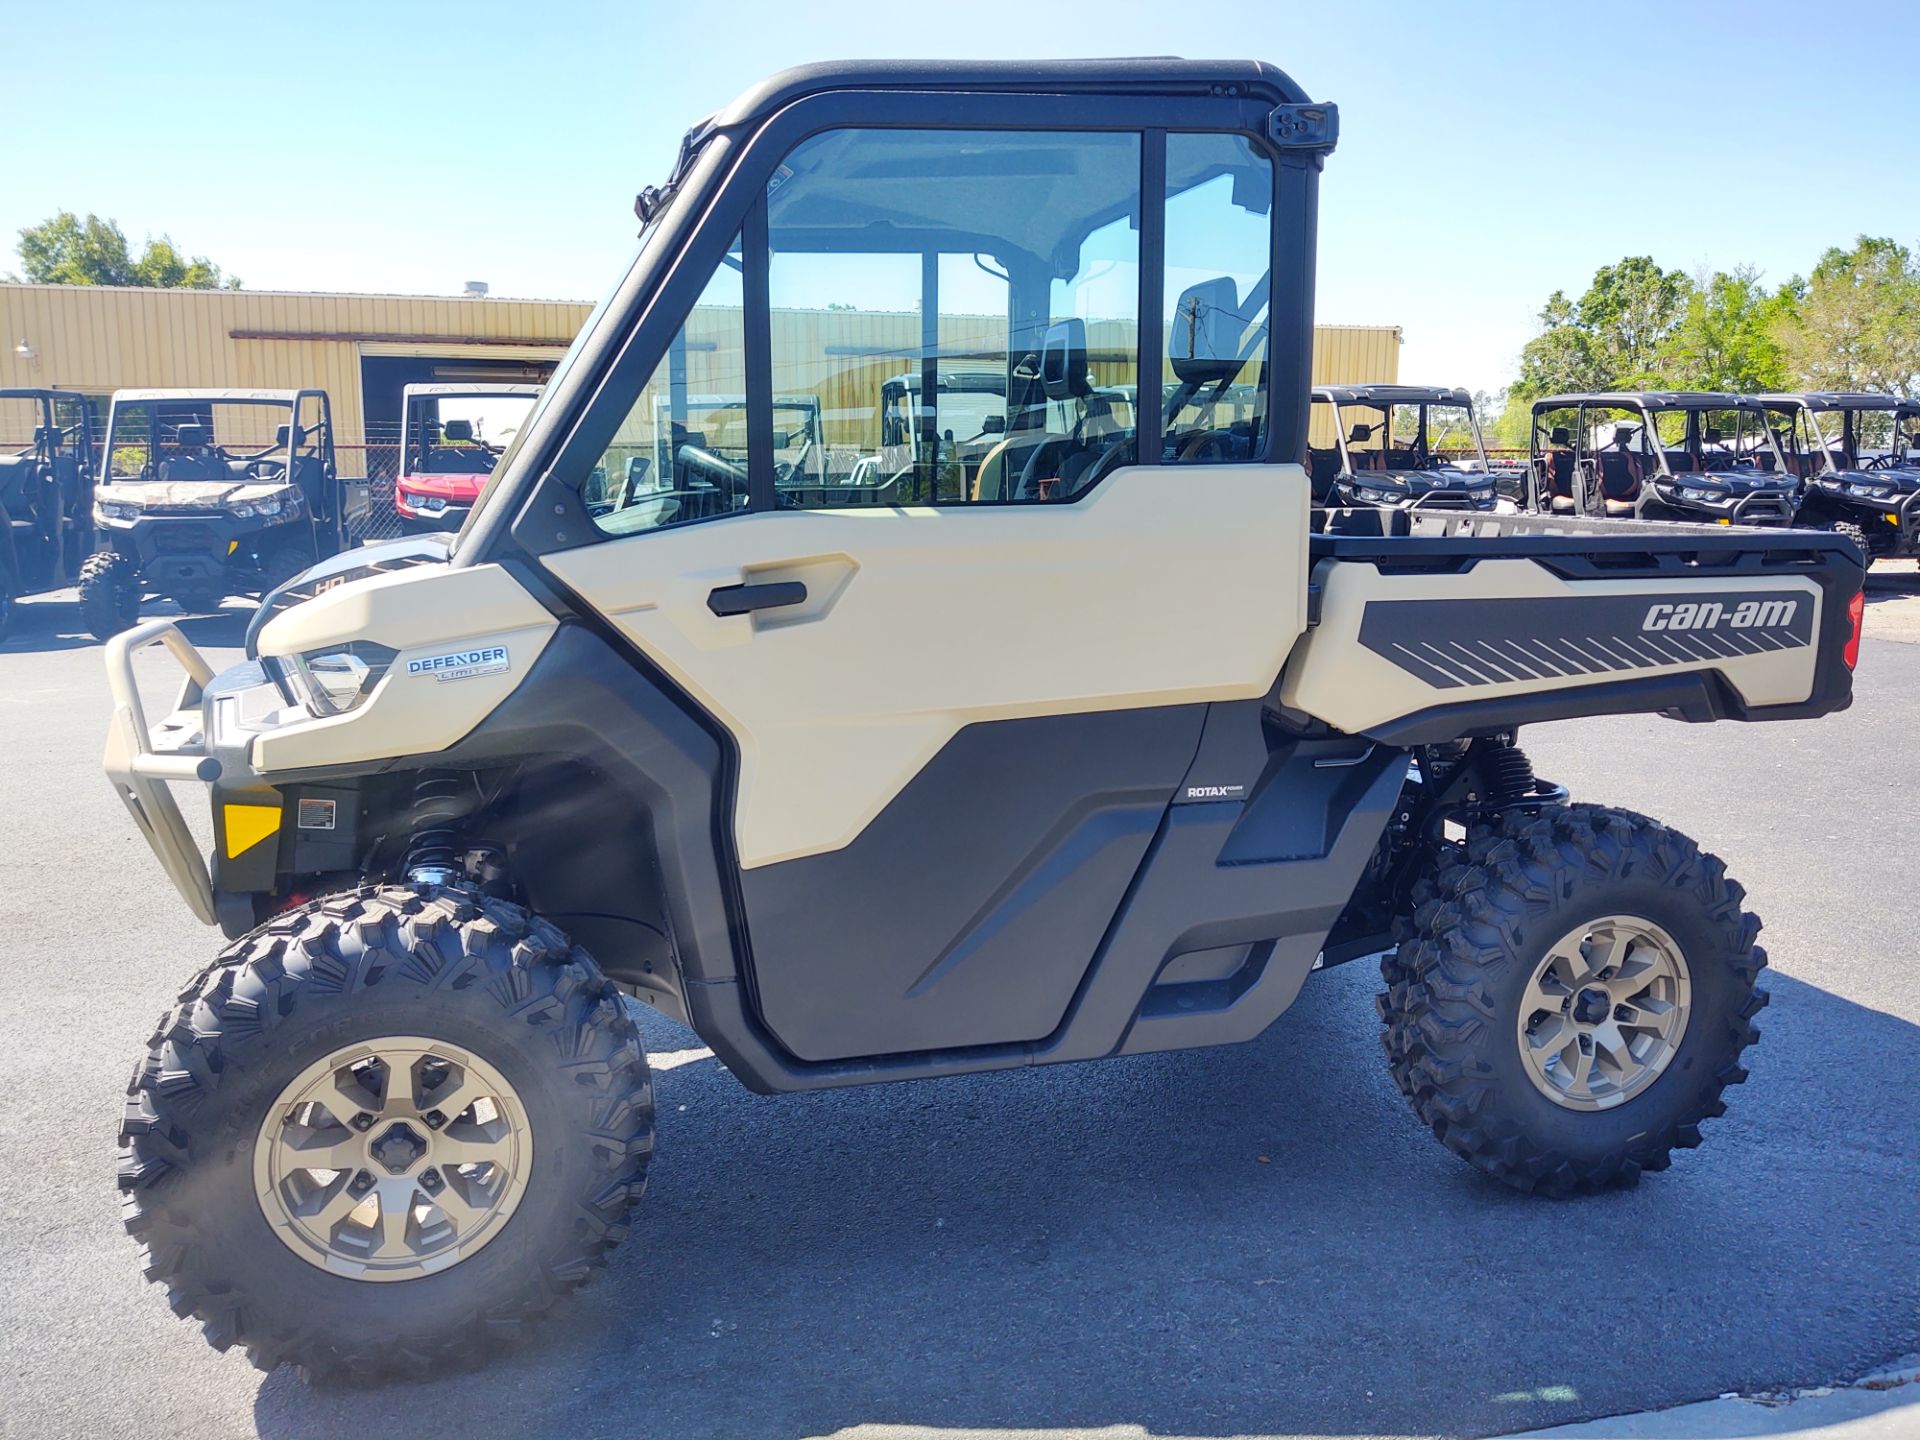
707,580,808,617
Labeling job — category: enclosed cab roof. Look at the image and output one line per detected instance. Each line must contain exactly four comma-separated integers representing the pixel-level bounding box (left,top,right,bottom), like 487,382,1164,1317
1531,392,1763,413
708,58,1313,133
1314,384,1473,408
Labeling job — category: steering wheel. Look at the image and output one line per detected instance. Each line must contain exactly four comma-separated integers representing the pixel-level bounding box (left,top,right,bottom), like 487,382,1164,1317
244,458,285,481
1177,430,1235,463
1864,453,1897,471
676,445,749,498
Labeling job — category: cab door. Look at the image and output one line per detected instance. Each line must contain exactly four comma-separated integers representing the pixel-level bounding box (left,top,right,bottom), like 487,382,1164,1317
538,99,1320,1063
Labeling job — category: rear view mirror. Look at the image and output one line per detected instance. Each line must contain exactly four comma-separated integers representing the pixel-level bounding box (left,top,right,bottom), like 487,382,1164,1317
769,431,792,450
1703,427,1723,444
442,419,475,443
1040,318,1090,401
982,413,1006,434
1348,422,1376,444
1168,277,1242,384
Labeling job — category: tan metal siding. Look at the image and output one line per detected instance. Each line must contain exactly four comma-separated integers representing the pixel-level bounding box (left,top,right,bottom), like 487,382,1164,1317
1,282,1397,458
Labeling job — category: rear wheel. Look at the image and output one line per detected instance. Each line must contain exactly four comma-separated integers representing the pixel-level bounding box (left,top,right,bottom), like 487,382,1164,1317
78,551,141,639
1380,804,1766,1196
119,886,654,1379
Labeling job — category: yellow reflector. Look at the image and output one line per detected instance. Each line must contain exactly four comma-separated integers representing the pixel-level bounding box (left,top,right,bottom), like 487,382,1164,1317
223,803,280,857
1889,513,1902,524
228,540,239,554
1716,518,1732,525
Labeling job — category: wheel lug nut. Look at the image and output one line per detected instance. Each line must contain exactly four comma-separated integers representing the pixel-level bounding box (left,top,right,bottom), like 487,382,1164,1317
350,1169,373,1194
350,1112,374,1131
1614,1005,1632,1021
423,1110,446,1129
419,1168,442,1192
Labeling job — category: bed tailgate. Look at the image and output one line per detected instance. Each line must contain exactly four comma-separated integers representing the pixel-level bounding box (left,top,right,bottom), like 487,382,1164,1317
1279,523,1862,744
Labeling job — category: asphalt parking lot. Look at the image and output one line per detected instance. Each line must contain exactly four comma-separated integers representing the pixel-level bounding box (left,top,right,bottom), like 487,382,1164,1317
2,570,1916,1440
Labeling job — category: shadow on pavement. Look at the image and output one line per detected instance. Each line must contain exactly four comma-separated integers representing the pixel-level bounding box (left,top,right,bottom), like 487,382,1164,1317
251,967,1920,1440
0,594,253,655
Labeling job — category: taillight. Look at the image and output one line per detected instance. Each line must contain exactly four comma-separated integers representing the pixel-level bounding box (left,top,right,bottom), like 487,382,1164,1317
1844,588,1865,671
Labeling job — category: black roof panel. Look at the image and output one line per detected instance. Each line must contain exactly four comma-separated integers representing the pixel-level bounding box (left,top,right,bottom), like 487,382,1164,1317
711,58,1311,129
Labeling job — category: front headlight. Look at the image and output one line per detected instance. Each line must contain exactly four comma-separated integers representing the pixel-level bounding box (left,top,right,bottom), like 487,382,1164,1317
267,642,397,717
230,501,257,519
1353,485,1400,504
95,500,137,523
1677,485,1723,503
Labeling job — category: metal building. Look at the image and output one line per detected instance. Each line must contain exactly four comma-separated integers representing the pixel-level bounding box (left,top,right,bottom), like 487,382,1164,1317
1,282,1400,469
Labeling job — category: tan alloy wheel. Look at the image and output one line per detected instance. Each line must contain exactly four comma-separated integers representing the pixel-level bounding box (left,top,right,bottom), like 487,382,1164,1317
253,1037,532,1281
1516,916,1692,1111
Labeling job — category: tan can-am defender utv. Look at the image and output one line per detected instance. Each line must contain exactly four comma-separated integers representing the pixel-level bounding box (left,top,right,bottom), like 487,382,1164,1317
104,60,1865,1380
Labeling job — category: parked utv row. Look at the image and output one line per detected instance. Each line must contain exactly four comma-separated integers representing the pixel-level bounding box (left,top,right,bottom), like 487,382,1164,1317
1311,383,1920,566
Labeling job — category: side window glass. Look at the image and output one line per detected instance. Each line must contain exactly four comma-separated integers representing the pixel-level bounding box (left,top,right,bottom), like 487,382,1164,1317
586,234,748,536
766,128,1140,505
1162,133,1273,463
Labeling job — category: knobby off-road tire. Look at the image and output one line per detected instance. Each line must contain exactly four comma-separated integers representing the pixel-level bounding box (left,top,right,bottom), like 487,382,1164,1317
1829,520,1872,570
119,886,654,1380
1379,804,1767,1196
78,551,141,639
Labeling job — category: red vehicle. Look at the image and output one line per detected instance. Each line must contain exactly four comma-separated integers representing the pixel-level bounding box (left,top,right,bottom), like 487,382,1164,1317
393,382,540,532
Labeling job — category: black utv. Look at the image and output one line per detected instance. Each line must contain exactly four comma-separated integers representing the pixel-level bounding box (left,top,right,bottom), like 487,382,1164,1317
0,388,95,641
82,388,368,638
1310,385,1505,511
1764,392,1920,565
1528,392,1800,525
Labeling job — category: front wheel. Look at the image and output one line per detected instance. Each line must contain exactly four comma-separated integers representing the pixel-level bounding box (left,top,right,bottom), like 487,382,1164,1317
1380,805,1766,1196
78,551,142,640
119,887,655,1379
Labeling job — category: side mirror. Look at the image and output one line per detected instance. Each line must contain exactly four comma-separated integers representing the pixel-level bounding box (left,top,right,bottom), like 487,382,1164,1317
1703,427,1723,445
981,413,1006,434
1168,276,1243,384
769,430,792,450
1549,426,1572,447
1348,422,1375,444
441,418,475,443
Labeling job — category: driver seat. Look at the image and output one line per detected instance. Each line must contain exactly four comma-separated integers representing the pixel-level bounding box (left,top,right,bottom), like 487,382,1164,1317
159,423,229,481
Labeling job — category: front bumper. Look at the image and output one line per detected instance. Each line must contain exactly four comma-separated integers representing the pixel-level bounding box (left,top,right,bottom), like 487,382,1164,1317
101,619,224,924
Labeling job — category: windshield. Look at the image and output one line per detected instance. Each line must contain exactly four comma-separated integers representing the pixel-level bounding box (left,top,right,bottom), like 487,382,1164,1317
405,394,537,477
0,394,90,458
1337,399,1486,473
105,400,299,483
1794,404,1902,470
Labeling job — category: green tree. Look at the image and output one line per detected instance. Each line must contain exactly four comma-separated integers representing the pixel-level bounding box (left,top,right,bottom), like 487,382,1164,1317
1514,257,1692,397
1776,236,1920,397
12,211,237,289
1665,266,1792,393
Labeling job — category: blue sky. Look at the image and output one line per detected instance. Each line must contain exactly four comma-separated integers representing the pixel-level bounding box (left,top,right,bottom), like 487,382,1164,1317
5,0,1918,393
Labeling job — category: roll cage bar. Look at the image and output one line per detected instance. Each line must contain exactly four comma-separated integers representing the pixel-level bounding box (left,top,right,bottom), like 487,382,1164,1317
458,59,1336,565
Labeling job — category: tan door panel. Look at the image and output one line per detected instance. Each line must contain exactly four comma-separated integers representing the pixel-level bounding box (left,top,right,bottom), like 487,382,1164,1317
546,464,1311,868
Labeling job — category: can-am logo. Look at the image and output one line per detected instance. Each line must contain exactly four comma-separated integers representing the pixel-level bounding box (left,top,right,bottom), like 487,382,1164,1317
1642,599,1798,632
407,645,509,682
